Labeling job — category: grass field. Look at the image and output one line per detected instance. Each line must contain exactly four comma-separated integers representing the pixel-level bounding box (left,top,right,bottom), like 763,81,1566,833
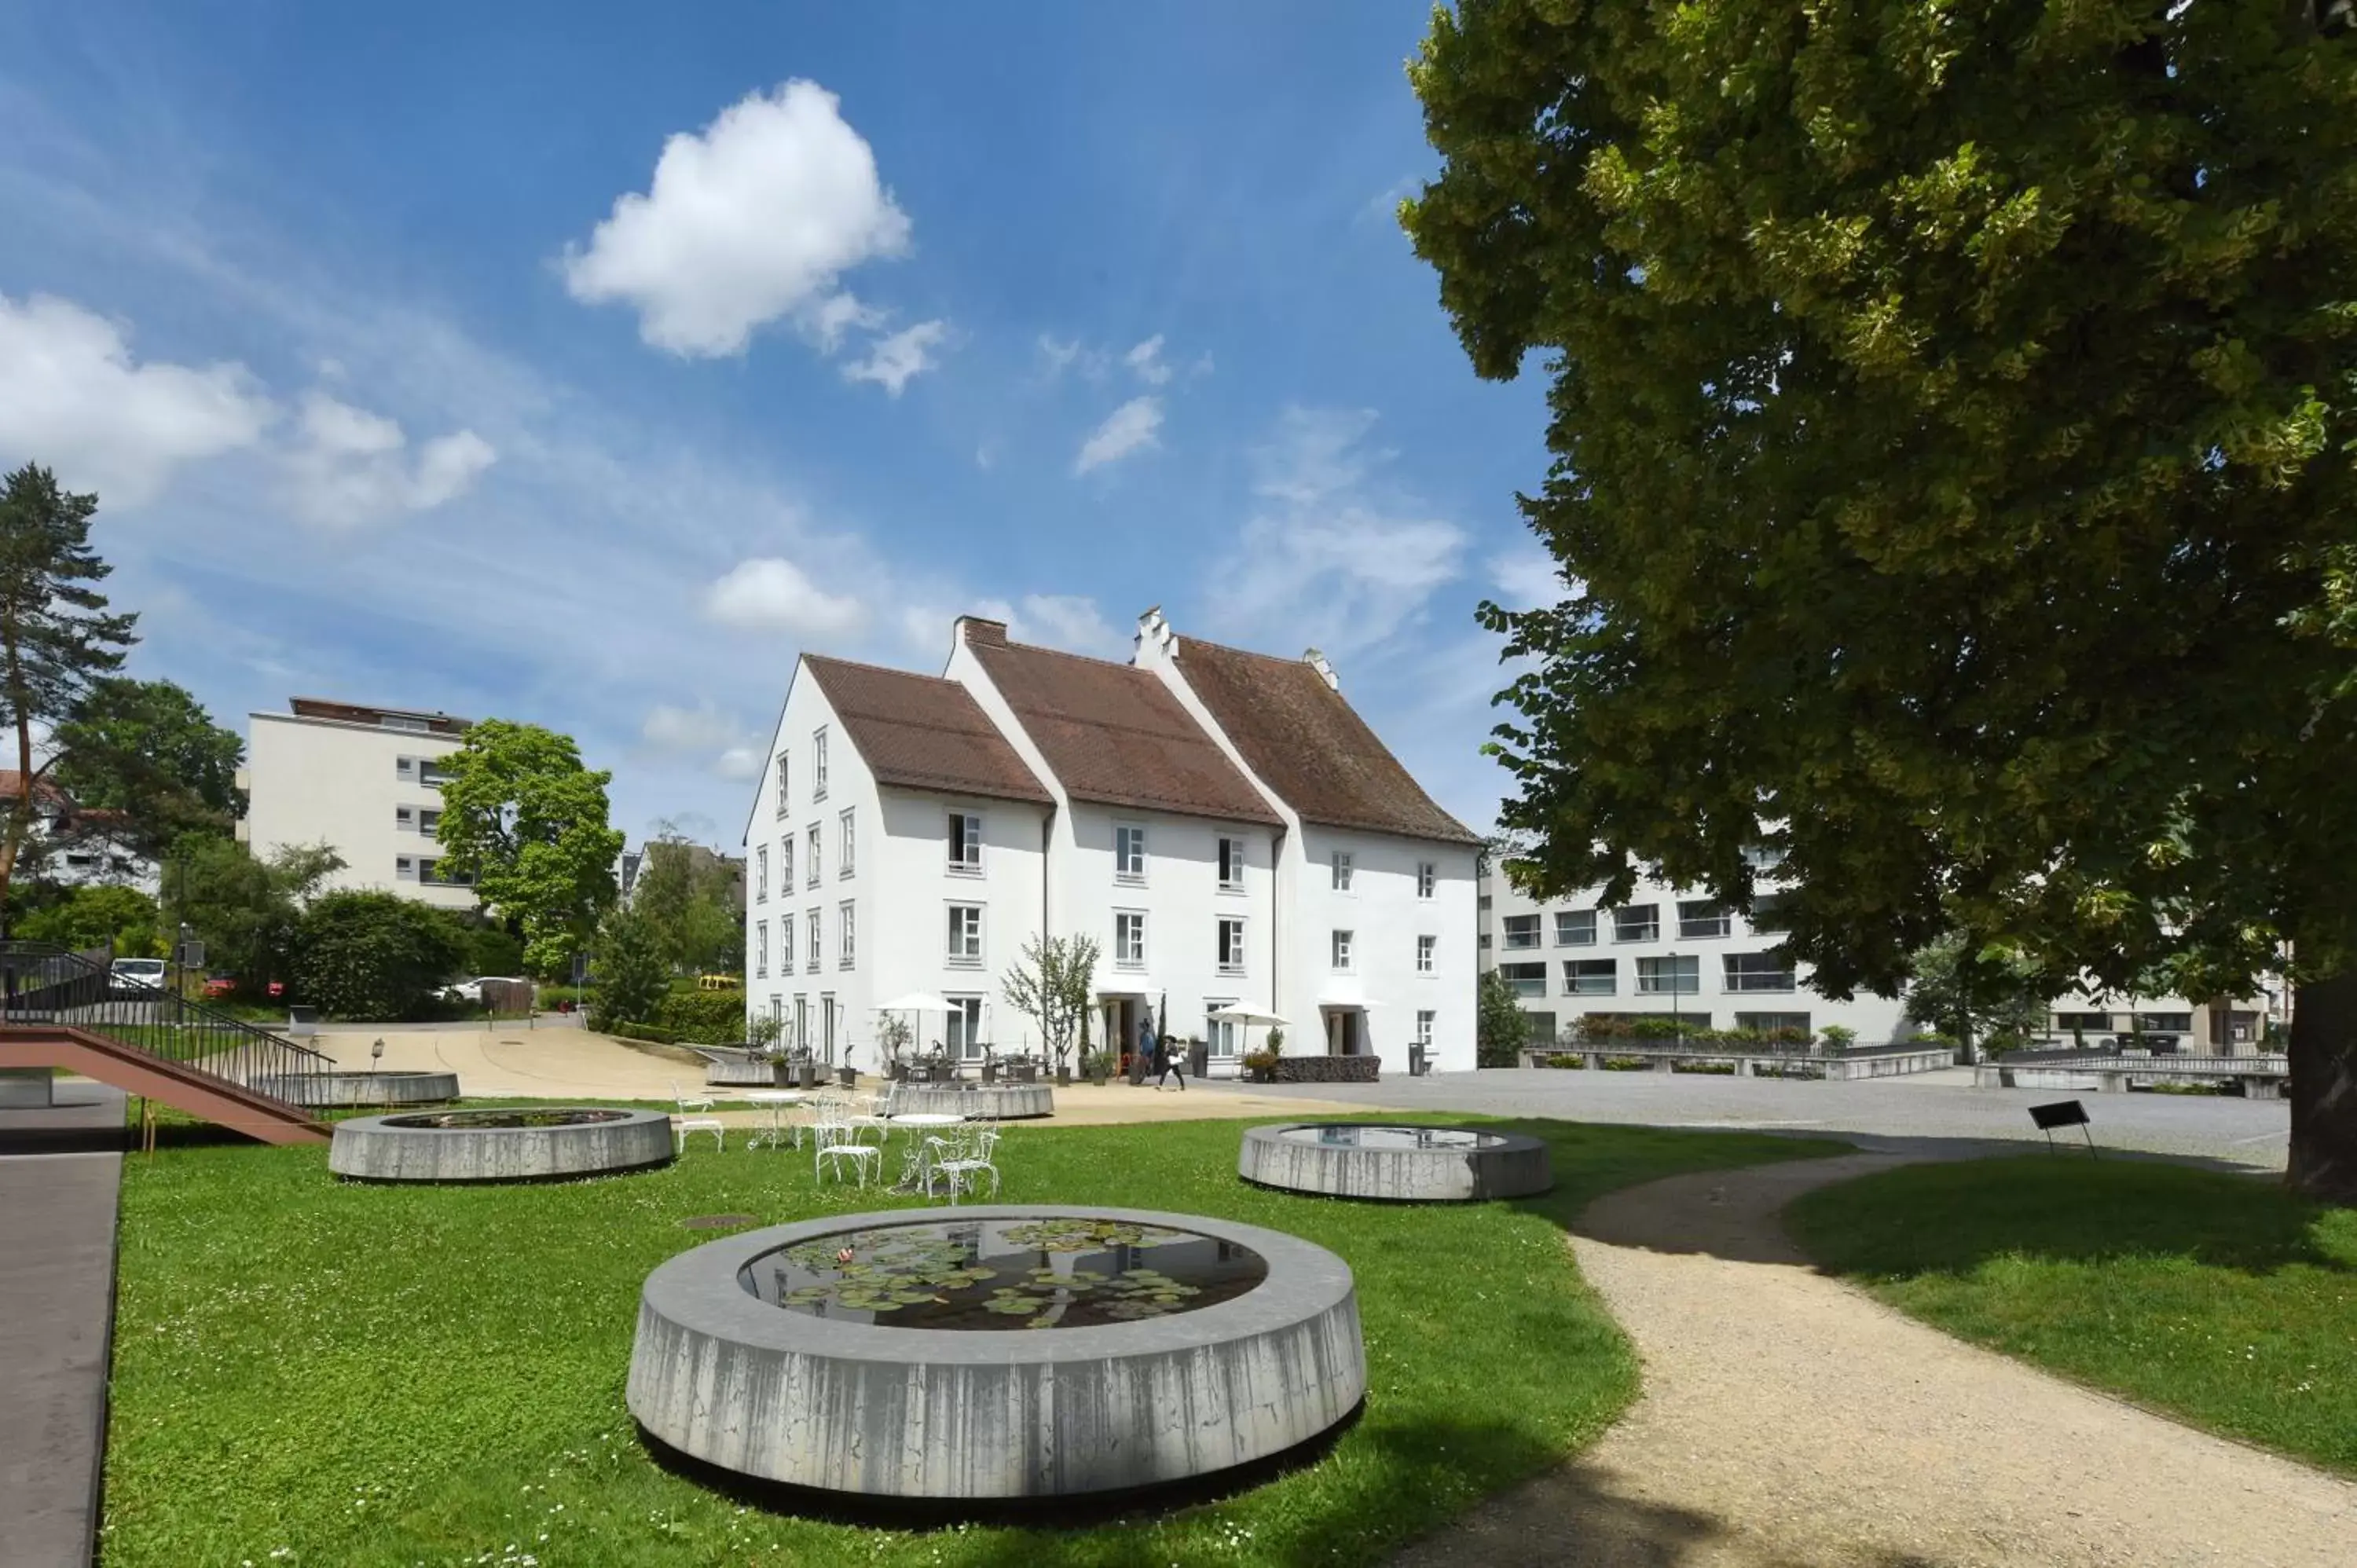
103,1114,1839,1567
1787,1156,2357,1475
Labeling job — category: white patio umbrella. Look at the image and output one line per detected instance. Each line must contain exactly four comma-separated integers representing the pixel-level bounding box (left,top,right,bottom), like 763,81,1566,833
874,992,957,1067
1208,1005,1289,1061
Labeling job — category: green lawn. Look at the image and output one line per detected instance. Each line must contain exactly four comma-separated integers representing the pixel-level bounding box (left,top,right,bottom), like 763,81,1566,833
1787,1157,2357,1474
104,1115,1839,1567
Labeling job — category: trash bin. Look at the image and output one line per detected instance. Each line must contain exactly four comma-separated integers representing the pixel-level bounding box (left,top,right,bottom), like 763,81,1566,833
1188,1041,1211,1079
1409,1043,1428,1078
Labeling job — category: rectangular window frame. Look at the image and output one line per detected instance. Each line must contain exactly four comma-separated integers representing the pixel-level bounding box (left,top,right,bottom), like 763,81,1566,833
755,845,768,903
1677,899,1732,940
1114,823,1147,884
1721,951,1796,992
1415,1009,1435,1046
839,808,856,877
1217,835,1247,892
1501,913,1542,950
1555,909,1597,947
806,907,822,972
1216,916,1247,976
838,899,856,968
1636,954,1701,995
947,903,984,967
1416,934,1436,974
948,811,984,874
812,727,829,801
1416,861,1436,899
1563,958,1616,996
1113,910,1146,970
1613,904,1661,943
1330,849,1354,892
946,995,986,1061
805,824,820,887
775,753,790,818
1331,929,1354,972
755,921,768,978
1498,961,1546,998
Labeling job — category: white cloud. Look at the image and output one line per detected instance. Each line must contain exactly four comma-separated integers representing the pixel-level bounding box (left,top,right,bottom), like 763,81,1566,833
0,291,272,507
1073,395,1163,474
703,556,867,637
642,702,761,779
1488,545,1564,610
1036,334,1107,381
279,391,495,526
1008,594,1127,659
1124,335,1171,386
841,318,948,395
1208,405,1466,655
561,80,914,358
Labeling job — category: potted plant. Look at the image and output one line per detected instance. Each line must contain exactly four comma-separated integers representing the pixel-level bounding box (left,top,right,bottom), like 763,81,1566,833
876,1013,912,1083
836,1044,859,1089
981,1043,999,1085
789,1047,817,1090
1820,1024,1857,1056
1241,1046,1280,1083
1002,932,1097,1090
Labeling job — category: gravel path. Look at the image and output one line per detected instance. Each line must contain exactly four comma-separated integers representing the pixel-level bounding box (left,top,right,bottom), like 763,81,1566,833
1392,1153,2357,1567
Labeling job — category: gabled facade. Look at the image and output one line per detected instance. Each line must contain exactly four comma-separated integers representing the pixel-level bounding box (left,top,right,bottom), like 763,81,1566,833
742,612,1481,1075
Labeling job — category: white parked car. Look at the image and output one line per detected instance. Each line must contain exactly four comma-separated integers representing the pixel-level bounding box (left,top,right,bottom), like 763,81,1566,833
109,958,167,998
444,976,526,1005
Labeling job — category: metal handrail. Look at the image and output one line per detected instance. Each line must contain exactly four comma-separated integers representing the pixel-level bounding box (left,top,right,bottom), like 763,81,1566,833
0,940,333,1097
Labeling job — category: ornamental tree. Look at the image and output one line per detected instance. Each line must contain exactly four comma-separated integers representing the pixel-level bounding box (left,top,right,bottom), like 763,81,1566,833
430,719,623,975
1406,2,2357,1197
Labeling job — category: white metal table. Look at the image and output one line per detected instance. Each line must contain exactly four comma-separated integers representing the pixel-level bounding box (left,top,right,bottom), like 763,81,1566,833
741,1090,804,1149
885,1112,967,1192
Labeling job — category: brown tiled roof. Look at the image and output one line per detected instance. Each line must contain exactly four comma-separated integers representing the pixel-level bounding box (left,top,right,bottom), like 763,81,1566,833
801,655,1052,806
962,631,1283,826
1172,636,1483,845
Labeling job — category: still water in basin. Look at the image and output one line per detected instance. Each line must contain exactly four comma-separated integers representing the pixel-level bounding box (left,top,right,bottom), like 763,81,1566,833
739,1217,1268,1331
383,1108,631,1130
1277,1123,1506,1151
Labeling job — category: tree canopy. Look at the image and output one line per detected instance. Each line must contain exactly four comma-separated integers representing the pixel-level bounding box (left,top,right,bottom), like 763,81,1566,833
1406,2,2357,1196
430,719,623,976
0,464,137,915
1476,967,1534,1066
293,892,467,1021
52,676,245,852
630,826,742,975
162,837,343,993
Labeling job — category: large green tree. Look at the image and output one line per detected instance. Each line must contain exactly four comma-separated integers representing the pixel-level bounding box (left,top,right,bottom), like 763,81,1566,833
1476,966,1535,1066
51,676,245,852
431,720,623,976
1406,2,2357,1197
0,465,137,921
161,837,343,992
631,826,742,975
292,892,467,1020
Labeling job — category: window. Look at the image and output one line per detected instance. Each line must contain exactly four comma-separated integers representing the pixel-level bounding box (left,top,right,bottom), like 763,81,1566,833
839,808,856,877
1555,909,1596,946
755,921,768,977
2055,1011,2112,1032
1331,929,1354,970
778,834,794,889
2134,1012,2194,1035
1742,843,1786,873
1416,1009,1435,1047
1476,893,1491,910
806,908,821,971
948,812,983,873
1206,1003,1241,1058
397,757,415,779
805,825,820,886
946,995,986,1061
380,714,430,733
418,760,453,788
1218,836,1247,891
839,900,856,967
779,914,793,973
756,846,768,902
947,905,984,966
1217,917,1246,974
1477,932,1491,950
1748,892,1791,934
1636,954,1699,994
1417,861,1435,899
1330,850,1354,892
1722,952,1794,992
1499,962,1546,998
417,808,442,835
395,804,414,828
1417,934,1436,973
775,753,790,817
1613,904,1660,942
812,727,828,800
1678,899,1731,940
1501,914,1541,950
418,858,471,888
1114,824,1146,882
1563,958,1615,995
794,995,808,1053
395,855,416,879
1736,1012,1810,1034
1114,911,1146,969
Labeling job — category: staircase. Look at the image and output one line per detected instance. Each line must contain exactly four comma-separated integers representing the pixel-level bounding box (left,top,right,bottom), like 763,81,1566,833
0,943,332,1145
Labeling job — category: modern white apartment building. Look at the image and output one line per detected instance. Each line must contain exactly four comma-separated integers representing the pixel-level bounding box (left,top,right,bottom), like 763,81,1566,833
239,698,476,909
1477,866,1910,1045
744,611,1482,1076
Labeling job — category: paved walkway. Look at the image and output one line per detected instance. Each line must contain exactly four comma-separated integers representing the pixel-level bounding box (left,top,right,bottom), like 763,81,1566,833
0,1082,126,1568
1393,1153,2357,1567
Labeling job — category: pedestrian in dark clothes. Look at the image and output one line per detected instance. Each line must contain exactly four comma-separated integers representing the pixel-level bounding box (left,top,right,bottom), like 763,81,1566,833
1154,1029,1186,1091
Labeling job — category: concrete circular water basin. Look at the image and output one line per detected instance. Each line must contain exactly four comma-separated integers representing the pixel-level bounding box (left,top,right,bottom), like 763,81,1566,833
329,1105,673,1182
1238,1122,1553,1202
886,1083,1054,1119
627,1206,1363,1501
249,1069,460,1108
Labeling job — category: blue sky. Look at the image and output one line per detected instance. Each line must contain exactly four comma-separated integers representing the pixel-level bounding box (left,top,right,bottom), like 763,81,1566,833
0,2,1556,848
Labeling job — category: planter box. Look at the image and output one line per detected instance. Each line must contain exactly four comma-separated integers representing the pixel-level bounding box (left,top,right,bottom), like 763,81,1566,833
1270,1056,1381,1085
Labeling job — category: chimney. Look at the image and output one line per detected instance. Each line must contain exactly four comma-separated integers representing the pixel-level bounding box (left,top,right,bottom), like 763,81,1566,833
957,615,1009,647
1304,648,1340,691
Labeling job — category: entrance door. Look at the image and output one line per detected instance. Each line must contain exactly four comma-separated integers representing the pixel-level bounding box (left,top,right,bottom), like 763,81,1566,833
821,994,836,1062
1325,1008,1359,1056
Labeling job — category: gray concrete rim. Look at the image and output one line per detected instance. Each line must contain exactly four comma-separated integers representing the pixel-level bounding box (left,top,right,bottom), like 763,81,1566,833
1239,1121,1555,1202
640,1204,1352,1366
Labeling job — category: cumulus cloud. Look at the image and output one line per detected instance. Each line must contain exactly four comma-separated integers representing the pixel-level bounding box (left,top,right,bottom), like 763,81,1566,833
1036,334,1105,381
704,556,867,638
642,702,761,778
841,318,948,395
561,80,914,357
1124,335,1171,386
896,592,1127,661
1073,396,1162,474
279,391,495,526
0,291,273,507
1488,545,1565,610
1208,405,1466,655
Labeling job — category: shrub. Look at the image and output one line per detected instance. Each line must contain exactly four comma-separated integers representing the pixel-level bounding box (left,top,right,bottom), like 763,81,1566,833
1601,1055,1653,1071
292,892,467,1020
607,1020,680,1045
1820,1024,1858,1052
1673,1060,1737,1075
656,984,748,1046
1629,1015,1690,1039
19,884,163,956
1544,1053,1585,1069
1576,1013,1634,1042
462,923,526,978
588,905,666,1034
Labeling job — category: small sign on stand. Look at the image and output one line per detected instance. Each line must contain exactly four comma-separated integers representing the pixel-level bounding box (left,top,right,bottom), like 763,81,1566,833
2029,1099,2098,1158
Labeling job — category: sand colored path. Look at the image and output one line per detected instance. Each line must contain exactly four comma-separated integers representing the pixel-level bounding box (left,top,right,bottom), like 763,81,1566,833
1395,1153,2357,1567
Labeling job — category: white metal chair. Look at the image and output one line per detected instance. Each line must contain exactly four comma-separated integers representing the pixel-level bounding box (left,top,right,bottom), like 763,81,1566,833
670,1080,725,1152
813,1119,882,1185
929,1126,1003,1204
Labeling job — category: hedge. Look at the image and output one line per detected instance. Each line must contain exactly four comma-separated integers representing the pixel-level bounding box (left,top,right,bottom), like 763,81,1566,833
1270,1056,1381,1084
654,985,748,1046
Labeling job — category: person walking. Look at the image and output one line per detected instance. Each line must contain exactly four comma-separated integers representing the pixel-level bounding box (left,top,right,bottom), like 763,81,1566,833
1154,1026,1187,1091
1132,1014,1156,1087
